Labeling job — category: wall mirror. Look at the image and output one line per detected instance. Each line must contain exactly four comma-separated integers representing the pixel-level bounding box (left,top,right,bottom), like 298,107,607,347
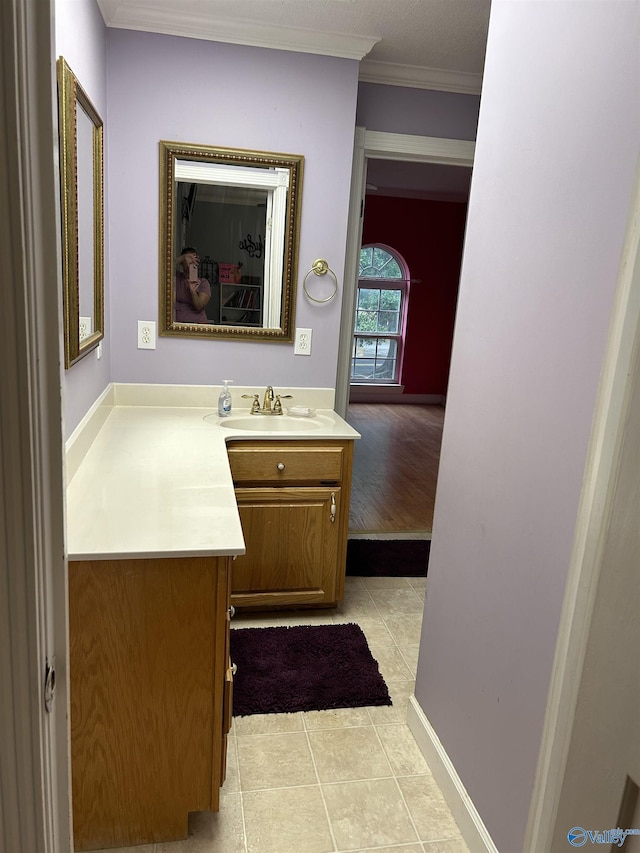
57,57,104,368
159,141,304,342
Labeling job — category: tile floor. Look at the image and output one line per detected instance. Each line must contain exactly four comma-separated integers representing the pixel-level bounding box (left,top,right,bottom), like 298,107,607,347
88,576,468,853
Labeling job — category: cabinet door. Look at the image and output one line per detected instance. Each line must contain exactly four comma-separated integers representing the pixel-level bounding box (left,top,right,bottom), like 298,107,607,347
69,556,230,850
232,487,341,609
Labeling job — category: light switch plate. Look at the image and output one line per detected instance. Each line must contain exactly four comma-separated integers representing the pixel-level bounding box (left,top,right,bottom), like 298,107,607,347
294,328,312,355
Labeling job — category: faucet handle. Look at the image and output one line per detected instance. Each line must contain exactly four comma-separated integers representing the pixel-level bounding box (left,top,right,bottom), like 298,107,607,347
242,393,261,413
273,394,292,415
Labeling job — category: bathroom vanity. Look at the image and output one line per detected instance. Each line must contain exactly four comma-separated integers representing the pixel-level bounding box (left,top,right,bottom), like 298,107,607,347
228,438,353,609
65,384,359,849
68,555,233,850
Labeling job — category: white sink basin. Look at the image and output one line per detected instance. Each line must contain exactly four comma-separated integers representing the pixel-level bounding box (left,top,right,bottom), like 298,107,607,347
204,413,329,432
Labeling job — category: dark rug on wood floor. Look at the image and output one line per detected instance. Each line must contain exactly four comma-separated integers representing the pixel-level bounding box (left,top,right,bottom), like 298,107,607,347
346,538,430,577
230,623,391,717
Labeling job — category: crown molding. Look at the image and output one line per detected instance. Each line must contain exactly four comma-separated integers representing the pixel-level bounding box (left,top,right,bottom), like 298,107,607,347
359,58,483,95
97,1,380,60
364,131,475,167
367,187,469,203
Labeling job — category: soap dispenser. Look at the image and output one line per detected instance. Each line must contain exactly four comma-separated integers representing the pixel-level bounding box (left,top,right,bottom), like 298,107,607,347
218,380,233,417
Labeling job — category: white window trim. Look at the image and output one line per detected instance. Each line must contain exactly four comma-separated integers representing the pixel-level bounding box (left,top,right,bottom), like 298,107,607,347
351,250,409,386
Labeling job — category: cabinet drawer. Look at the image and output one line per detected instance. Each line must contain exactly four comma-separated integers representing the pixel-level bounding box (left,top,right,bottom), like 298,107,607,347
227,441,344,483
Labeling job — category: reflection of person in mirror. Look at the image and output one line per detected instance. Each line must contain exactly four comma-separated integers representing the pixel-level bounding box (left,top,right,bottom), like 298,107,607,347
175,247,211,323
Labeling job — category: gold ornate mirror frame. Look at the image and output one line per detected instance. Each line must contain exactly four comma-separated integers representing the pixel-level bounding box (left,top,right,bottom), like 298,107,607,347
57,57,104,368
159,141,304,342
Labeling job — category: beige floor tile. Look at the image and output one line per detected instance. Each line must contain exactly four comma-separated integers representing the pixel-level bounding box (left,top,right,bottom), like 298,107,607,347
361,576,414,590
230,617,279,629
222,735,240,793
367,681,416,726
242,785,334,853
308,726,393,782
370,588,425,615
409,577,428,591
366,637,415,682
397,776,462,841
84,846,154,853
383,613,424,646
422,838,471,852
156,792,245,852
376,725,431,776
233,711,304,736
398,645,421,674
356,846,424,853
229,614,283,629
333,591,379,619
350,617,395,642
322,778,419,850
303,705,372,730
231,610,336,629
237,731,316,791
265,611,337,626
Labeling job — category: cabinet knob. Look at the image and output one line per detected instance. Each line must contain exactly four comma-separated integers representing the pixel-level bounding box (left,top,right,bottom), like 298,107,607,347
231,663,237,676
228,605,236,618
277,462,285,471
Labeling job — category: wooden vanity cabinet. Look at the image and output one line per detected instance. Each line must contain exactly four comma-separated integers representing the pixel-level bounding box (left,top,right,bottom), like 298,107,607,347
69,555,233,851
226,439,354,609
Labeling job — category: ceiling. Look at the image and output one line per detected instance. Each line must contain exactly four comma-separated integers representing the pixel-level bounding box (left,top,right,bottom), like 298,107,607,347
97,0,491,95
97,0,487,200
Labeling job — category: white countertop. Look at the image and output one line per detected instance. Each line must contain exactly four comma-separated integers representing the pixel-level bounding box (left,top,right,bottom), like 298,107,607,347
66,385,360,562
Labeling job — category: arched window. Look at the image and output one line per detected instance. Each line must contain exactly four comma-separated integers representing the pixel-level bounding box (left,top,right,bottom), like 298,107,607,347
351,244,410,384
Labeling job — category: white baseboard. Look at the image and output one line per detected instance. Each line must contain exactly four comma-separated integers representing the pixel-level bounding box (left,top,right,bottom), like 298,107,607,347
348,531,432,540
407,695,499,853
349,387,445,405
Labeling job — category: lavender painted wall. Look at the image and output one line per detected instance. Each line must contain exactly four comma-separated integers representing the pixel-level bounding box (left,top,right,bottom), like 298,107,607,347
55,0,111,435
106,31,358,393
414,4,640,852
356,82,479,140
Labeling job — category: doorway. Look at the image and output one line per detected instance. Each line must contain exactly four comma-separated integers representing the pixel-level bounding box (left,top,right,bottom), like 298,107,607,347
339,133,474,535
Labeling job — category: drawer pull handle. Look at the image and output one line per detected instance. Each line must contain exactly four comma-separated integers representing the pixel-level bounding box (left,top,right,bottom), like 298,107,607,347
330,491,336,523
231,663,237,676
277,462,285,471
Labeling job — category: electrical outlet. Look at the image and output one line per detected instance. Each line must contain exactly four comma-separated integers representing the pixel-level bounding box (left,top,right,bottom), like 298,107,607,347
137,320,156,350
79,316,92,342
294,327,312,355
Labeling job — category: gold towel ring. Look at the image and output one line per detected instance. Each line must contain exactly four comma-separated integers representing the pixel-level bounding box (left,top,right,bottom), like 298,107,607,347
303,258,338,303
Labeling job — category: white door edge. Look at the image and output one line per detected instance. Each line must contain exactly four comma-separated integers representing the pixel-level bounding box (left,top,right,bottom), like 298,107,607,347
524,155,640,851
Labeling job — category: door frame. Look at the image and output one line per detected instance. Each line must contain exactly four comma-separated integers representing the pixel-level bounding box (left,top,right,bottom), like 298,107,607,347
0,0,71,850
335,128,475,417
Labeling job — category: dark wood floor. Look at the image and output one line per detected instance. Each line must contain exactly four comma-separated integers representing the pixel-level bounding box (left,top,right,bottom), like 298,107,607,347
346,403,445,535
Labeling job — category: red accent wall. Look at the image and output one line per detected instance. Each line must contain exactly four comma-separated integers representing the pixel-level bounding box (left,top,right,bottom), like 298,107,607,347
361,195,467,396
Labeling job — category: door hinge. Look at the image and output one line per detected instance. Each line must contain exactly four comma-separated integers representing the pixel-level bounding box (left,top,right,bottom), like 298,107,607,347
44,657,56,713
